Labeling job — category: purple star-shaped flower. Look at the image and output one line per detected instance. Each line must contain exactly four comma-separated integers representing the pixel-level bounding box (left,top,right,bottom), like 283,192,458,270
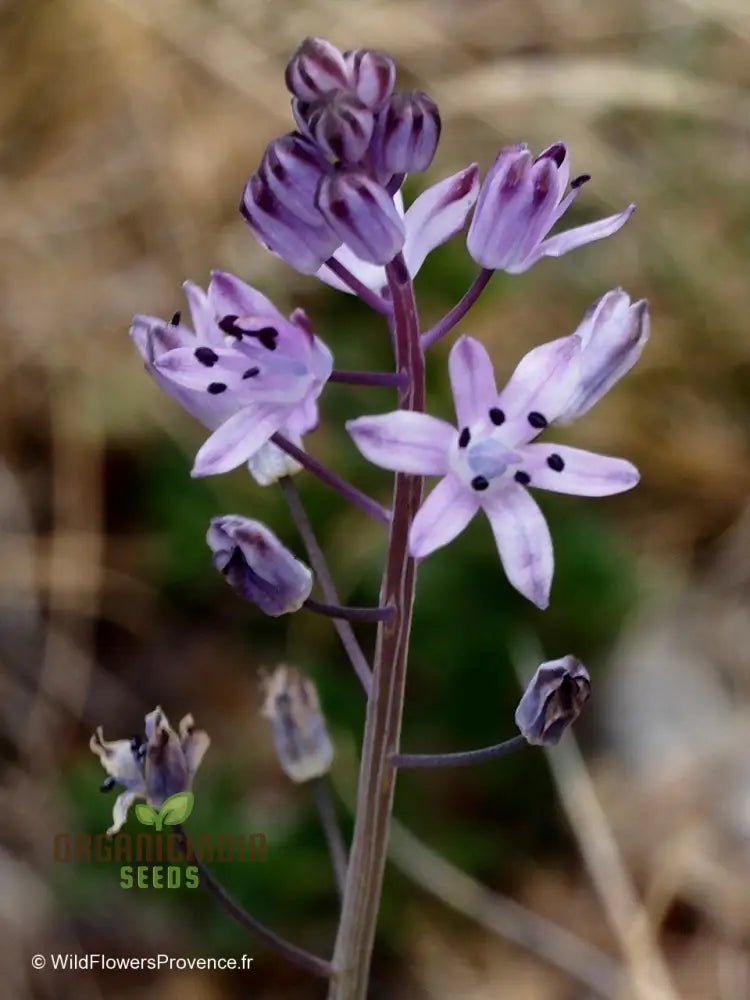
130,271,332,481
347,331,640,608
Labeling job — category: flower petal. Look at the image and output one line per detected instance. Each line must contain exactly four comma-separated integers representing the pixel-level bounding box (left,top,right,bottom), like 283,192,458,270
108,790,141,836
316,243,387,294
90,728,144,790
520,444,640,497
533,203,635,262
496,335,581,441
409,475,479,558
208,270,284,326
346,411,454,475
191,404,287,477
449,335,499,428
154,346,308,404
482,483,553,608
402,164,480,279
130,315,194,362
183,281,224,347
179,714,211,780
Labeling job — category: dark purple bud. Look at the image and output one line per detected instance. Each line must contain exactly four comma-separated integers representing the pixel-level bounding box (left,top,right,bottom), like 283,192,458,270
260,133,330,226
515,656,591,746
285,37,349,102
260,665,334,783
207,515,313,616
300,92,375,163
240,172,339,275
343,48,396,109
371,90,441,176
316,169,405,265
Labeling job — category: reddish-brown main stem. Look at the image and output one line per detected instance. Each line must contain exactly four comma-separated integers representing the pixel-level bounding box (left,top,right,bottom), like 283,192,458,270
328,255,425,1000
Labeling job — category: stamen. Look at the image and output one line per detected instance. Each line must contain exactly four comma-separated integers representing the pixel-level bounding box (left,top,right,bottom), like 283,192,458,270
100,777,116,792
218,315,244,338
547,453,565,472
170,311,181,326
514,471,531,485
471,475,489,491
571,174,591,189
458,427,471,448
242,367,260,379
195,347,219,367
207,382,227,395
489,407,505,426
527,411,547,429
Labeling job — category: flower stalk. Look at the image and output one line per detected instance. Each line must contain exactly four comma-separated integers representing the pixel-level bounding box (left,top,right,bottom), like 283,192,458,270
328,253,425,1000
272,433,391,526
392,734,528,769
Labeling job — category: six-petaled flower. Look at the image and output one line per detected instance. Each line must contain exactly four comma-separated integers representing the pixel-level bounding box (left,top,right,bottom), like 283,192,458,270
347,316,642,608
130,270,332,482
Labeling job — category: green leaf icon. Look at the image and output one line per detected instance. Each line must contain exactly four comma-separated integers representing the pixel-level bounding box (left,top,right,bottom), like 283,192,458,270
157,791,194,828
134,802,158,827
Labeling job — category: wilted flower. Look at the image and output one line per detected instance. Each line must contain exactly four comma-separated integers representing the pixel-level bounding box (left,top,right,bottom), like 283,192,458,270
515,656,591,745
207,515,313,616
130,270,332,480
557,288,649,423
318,164,479,295
260,665,334,783
91,707,209,835
347,322,640,608
467,141,634,273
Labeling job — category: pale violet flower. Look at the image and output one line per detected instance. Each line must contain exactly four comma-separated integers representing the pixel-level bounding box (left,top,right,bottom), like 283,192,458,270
91,707,209,835
317,164,480,294
130,271,332,481
467,142,634,274
347,330,640,608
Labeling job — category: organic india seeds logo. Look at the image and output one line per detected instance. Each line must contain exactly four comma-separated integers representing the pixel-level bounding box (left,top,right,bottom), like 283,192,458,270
134,791,195,831
53,788,267,891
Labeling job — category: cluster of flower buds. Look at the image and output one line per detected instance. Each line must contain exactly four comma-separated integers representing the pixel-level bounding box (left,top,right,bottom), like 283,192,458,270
242,37,444,274
91,707,210,835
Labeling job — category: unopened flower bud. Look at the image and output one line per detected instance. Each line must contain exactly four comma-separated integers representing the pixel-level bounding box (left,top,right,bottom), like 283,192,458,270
343,48,396,109
207,515,313,616
261,665,334,783
372,90,441,176
296,93,375,163
285,37,349,102
259,133,330,226
241,172,339,275
468,141,634,273
557,290,650,424
316,169,405,265
515,656,591,745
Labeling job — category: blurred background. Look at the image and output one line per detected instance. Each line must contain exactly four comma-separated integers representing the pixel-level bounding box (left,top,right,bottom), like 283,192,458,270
3,0,750,997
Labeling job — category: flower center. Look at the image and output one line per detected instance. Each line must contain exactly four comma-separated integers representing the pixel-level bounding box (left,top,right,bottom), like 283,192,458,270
450,427,521,492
